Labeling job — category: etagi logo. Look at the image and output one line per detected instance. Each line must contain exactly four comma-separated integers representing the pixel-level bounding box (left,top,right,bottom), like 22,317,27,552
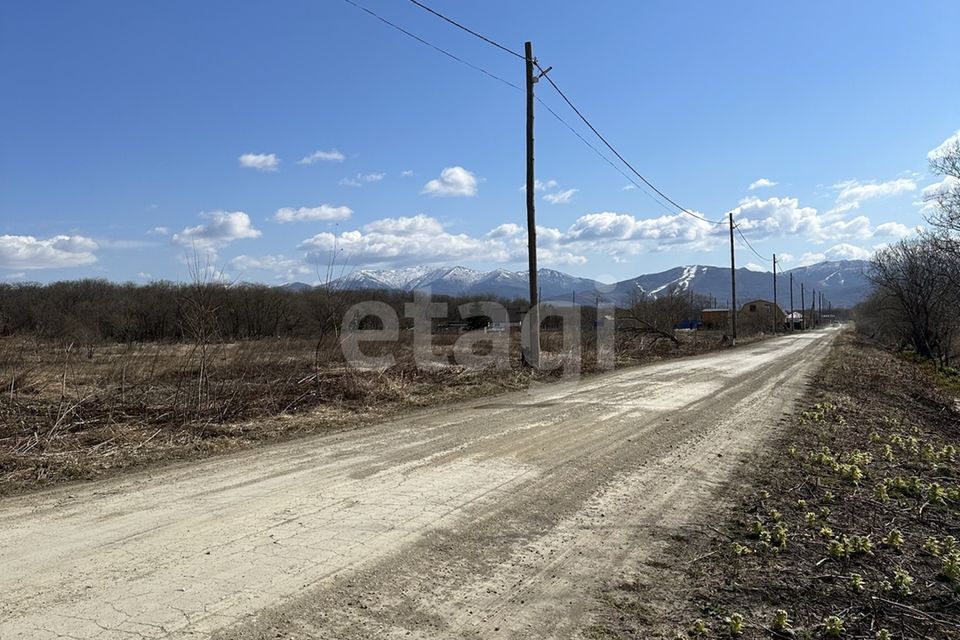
339,290,616,392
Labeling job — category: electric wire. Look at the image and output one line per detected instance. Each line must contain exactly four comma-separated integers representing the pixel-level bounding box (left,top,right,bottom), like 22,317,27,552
349,0,728,229
342,0,679,217
534,97,688,217
403,0,726,226
406,0,525,60
734,223,772,262
535,68,725,226
340,0,521,91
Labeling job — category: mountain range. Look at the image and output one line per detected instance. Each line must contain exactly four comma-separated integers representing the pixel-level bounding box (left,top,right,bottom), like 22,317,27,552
281,260,873,309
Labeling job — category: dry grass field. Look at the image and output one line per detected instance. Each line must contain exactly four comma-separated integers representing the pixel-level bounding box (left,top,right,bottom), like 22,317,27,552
0,328,744,494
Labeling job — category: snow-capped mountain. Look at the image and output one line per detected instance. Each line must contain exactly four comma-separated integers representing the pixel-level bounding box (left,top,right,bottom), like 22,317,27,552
285,260,872,308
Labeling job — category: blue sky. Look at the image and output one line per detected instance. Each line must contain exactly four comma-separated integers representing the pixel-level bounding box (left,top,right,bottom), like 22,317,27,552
2,1,958,284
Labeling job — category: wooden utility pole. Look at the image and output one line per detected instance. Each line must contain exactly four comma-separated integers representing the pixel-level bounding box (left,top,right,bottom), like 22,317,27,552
524,41,540,367
772,254,778,334
800,283,806,330
728,213,737,345
811,290,817,329
789,272,794,332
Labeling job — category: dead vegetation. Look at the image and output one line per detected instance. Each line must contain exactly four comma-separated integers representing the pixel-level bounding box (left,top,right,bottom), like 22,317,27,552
596,332,960,639
0,326,750,495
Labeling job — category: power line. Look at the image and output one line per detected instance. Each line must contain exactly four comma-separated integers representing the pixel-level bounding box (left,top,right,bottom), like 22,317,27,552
406,0,525,60
340,0,521,91
734,223,771,262
350,0,726,228
534,97,687,218
343,0,687,217
536,69,725,226
402,0,725,226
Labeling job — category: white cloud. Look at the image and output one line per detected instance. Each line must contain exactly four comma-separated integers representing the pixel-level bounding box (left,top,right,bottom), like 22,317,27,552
0,234,98,269
486,223,524,238
273,205,353,223
4,272,26,279
340,172,385,187
622,184,637,191
422,166,478,197
238,153,279,172
148,226,170,236
228,254,311,279
296,215,585,268
731,196,913,244
363,214,446,236
748,178,777,190
745,263,766,272
918,175,960,212
401,170,414,177
299,214,500,266
824,243,873,261
521,179,563,193
833,178,916,205
799,243,874,266
173,211,262,251
297,149,345,164
562,211,718,253
872,221,912,238
543,188,578,205
928,129,960,160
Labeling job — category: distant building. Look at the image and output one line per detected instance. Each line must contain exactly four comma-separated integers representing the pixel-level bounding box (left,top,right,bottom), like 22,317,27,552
700,308,730,331
740,299,786,327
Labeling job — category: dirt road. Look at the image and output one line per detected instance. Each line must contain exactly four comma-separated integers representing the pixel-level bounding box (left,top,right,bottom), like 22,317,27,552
0,330,837,639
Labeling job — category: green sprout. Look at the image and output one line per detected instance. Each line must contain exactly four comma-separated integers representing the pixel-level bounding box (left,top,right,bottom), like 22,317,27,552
819,526,834,539
828,539,848,559
759,489,770,500
726,612,744,636
772,524,788,549
772,609,790,632
869,431,882,443
875,630,891,640
824,491,835,503
796,498,808,508
893,567,913,595
769,509,782,523
923,537,942,557
944,536,957,553
927,482,946,505
883,530,904,550
691,619,708,636
879,579,893,592
848,534,874,555
849,573,865,592
750,520,766,537
823,615,844,637
882,444,894,462
942,551,960,582
731,542,753,557
873,483,890,502
805,512,819,526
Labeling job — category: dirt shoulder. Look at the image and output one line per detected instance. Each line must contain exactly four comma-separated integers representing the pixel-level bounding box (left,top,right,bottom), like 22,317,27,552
594,331,960,639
